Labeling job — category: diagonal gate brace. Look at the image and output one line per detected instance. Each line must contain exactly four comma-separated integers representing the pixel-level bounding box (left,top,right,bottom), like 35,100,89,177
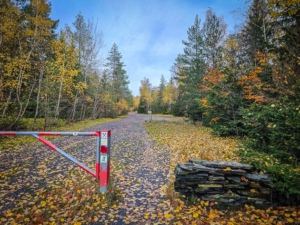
32,134,96,177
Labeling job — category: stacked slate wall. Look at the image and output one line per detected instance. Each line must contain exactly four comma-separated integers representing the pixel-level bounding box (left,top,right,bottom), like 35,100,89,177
174,158,274,206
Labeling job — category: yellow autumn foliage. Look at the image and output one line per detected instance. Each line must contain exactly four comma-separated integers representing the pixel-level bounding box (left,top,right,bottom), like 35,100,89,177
145,120,239,169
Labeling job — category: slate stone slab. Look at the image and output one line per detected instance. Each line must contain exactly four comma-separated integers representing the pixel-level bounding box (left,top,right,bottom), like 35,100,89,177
222,168,247,175
227,176,249,185
189,159,210,165
226,176,241,183
198,184,223,188
175,166,199,176
190,158,254,171
178,163,194,171
192,164,218,172
174,180,228,186
245,174,272,182
223,183,245,189
236,190,266,198
175,178,207,183
194,188,226,194
199,180,229,185
208,176,225,181
174,187,194,193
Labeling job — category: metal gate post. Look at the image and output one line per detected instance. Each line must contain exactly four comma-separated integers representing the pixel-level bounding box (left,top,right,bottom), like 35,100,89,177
99,130,111,192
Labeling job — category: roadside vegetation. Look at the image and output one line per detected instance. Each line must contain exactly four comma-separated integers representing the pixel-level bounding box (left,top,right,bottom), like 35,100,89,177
144,119,300,224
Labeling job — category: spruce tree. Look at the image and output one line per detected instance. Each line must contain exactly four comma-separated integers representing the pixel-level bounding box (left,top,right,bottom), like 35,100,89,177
173,15,206,122
241,0,269,63
105,43,132,117
202,8,227,69
157,75,167,113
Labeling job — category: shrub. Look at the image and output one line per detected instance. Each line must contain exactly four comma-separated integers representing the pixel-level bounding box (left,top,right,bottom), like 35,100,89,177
237,147,300,205
241,100,300,164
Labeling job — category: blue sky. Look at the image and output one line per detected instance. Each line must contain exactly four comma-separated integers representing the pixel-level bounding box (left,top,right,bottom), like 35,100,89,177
50,0,246,96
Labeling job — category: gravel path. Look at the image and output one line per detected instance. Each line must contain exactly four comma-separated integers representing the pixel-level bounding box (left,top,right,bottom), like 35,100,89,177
0,113,174,224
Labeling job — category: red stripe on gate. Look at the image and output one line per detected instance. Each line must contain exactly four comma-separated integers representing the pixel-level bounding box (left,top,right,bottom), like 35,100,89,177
100,165,108,187
0,132,16,135
37,137,59,151
96,162,100,179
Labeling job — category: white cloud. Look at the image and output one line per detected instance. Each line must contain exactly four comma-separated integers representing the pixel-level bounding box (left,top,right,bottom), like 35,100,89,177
51,0,245,96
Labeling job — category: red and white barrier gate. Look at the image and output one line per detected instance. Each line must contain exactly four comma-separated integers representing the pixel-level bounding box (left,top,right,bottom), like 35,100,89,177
0,130,111,192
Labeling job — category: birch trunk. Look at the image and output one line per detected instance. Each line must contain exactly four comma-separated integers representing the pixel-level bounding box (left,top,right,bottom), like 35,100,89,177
72,91,78,121
34,59,45,125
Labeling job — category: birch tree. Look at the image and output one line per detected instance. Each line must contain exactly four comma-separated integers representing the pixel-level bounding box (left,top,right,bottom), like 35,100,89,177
0,0,54,129
46,27,80,124
72,13,104,120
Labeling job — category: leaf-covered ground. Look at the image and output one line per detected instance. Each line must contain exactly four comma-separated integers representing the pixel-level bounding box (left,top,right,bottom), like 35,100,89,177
0,113,299,224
